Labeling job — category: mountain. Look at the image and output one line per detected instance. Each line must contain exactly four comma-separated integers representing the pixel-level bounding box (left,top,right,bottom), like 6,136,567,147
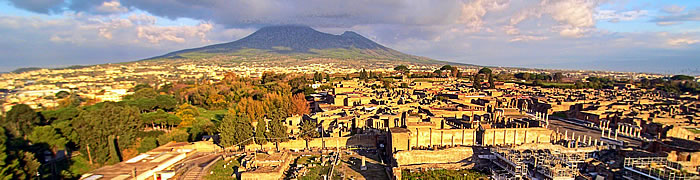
146,25,443,64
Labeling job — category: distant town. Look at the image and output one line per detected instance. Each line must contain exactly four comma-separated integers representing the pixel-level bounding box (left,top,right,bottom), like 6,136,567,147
0,59,698,180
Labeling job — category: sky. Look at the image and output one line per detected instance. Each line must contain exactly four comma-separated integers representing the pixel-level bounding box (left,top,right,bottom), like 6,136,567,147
0,0,699,75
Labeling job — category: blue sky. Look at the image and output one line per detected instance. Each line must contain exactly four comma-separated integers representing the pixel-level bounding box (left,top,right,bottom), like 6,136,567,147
0,0,698,74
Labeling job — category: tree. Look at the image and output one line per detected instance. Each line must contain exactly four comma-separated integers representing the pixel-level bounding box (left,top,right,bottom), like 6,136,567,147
477,67,492,75
478,67,494,89
433,70,443,77
131,84,153,92
3,104,42,138
28,126,67,155
0,128,18,179
218,112,253,149
131,88,158,99
255,120,268,148
266,119,288,151
671,75,694,81
155,95,178,111
72,102,141,165
299,120,319,150
175,103,199,127
394,65,410,75
234,97,265,122
359,69,368,80
189,118,216,141
290,93,310,116
553,72,564,82
55,91,70,99
472,74,482,91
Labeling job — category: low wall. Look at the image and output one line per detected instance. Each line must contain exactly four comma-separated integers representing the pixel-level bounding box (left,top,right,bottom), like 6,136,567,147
244,134,376,151
393,146,474,166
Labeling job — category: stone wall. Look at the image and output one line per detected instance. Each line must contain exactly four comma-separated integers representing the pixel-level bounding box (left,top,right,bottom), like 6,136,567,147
244,134,377,151
390,128,478,152
482,128,553,146
393,146,474,166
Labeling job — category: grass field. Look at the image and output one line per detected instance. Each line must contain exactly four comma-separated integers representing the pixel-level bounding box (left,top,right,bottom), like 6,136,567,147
203,156,241,180
401,169,489,180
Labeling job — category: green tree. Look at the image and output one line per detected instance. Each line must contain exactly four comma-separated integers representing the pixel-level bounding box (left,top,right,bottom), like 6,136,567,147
394,65,410,75
189,118,215,141
553,72,564,82
0,128,17,179
72,102,141,165
433,69,442,77
359,69,368,80
218,113,253,149
131,84,153,92
28,126,67,155
671,75,694,81
478,67,494,88
155,95,178,111
255,120,268,148
55,91,70,99
472,74,482,91
266,119,288,151
4,104,42,138
131,88,158,99
299,120,319,150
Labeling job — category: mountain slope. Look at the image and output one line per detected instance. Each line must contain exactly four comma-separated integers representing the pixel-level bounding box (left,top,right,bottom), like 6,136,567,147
146,25,443,64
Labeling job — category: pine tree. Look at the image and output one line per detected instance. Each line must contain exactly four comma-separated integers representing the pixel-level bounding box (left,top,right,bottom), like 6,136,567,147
0,128,17,179
255,120,268,148
218,113,253,149
3,104,42,138
266,119,288,151
299,120,319,150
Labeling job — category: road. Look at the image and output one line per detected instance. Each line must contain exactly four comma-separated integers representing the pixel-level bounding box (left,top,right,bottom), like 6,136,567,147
547,118,643,147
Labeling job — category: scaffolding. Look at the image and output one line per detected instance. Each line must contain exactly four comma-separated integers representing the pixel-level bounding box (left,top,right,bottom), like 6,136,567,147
623,157,699,180
490,146,595,180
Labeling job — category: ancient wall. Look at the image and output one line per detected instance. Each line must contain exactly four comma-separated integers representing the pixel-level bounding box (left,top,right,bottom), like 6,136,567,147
393,146,474,166
482,128,553,146
408,128,477,149
244,134,377,151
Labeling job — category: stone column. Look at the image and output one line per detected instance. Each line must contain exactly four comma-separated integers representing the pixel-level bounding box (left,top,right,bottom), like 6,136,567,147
429,128,433,147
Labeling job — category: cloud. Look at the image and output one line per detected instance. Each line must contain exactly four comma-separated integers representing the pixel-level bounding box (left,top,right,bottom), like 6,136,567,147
0,13,254,70
93,1,128,14
667,38,699,46
509,35,549,42
662,5,685,14
508,0,602,38
594,9,648,23
7,0,66,14
652,8,700,26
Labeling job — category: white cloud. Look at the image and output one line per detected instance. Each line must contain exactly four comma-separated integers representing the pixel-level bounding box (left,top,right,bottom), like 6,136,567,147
457,0,510,32
662,5,685,14
667,38,699,46
509,35,549,42
94,1,128,14
594,10,648,22
507,0,602,38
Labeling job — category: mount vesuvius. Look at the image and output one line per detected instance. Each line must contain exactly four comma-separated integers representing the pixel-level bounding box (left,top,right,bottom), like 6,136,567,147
146,25,444,64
